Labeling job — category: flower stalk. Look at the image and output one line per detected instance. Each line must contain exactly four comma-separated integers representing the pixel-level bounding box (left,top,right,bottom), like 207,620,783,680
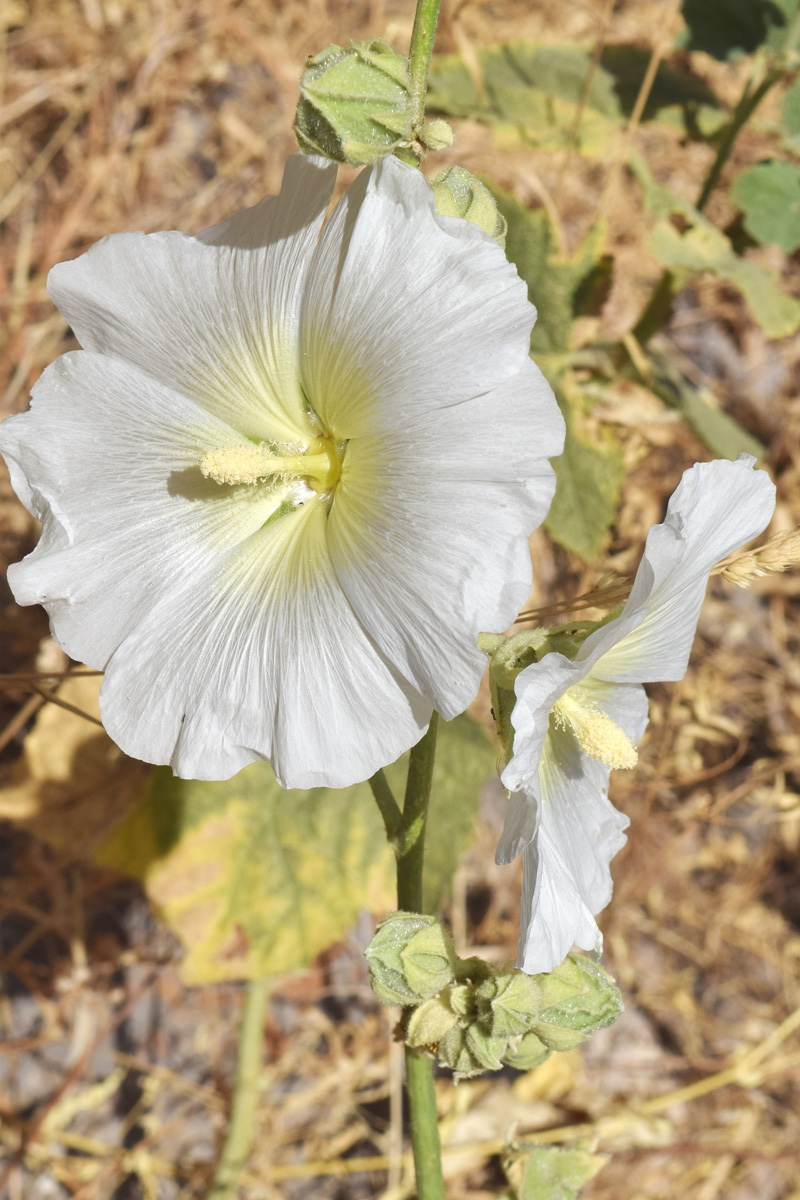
407,0,442,134
371,714,446,1200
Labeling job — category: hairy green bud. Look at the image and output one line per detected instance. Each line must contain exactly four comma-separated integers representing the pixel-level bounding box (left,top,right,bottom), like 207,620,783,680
419,118,454,151
365,911,457,1006
481,970,543,1038
531,955,622,1050
294,39,414,166
502,1030,551,1071
407,994,459,1046
430,166,508,246
436,1022,507,1080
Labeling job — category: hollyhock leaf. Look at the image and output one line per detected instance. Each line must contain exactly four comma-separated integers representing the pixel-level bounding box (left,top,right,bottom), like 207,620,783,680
426,41,720,144
732,160,800,254
510,1146,606,1200
678,0,799,60
492,189,606,354
94,715,491,982
650,218,800,338
544,385,626,563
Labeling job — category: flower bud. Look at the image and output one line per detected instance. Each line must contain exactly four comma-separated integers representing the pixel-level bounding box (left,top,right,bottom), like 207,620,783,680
407,994,459,1046
294,39,414,166
365,912,457,1006
436,1022,507,1080
480,970,543,1038
419,119,454,151
530,954,622,1051
502,1031,551,1072
430,167,508,247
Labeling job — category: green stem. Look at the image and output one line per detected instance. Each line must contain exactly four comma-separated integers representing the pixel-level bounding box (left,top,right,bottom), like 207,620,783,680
695,62,782,213
407,0,442,133
397,714,445,1200
397,713,439,912
369,768,403,842
206,978,270,1200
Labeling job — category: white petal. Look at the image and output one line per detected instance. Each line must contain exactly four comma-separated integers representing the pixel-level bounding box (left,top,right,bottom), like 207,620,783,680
100,498,432,787
516,721,629,975
588,457,776,683
47,154,337,444
300,156,535,439
0,352,282,667
328,360,563,720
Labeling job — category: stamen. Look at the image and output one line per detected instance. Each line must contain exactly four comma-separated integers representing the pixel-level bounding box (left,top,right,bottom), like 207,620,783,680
199,438,340,492
552,690,638,770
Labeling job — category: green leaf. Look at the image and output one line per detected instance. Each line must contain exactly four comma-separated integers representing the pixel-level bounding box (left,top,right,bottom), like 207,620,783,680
644,349,766,459
95,715,494,983
678,0,799,60
732,160,800,252
512,1146,606,1200
426,40,721,150
651,219,800,336
544,384,626,562
782,78,800,153
492,187,606,353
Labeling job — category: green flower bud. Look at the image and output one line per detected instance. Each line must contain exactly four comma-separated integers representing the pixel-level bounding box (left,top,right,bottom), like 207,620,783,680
502,1031,551,1072
429,167,508,247
531,954,622,1050
294,39,414,166
365,912,457,1006
436,1023,507,1080
419,119,454,151
481,970,543,1038
407,994,459,1046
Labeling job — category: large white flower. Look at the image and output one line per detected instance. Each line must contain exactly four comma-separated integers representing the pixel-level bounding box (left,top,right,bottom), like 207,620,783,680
0,154,564,789
498,456,776,975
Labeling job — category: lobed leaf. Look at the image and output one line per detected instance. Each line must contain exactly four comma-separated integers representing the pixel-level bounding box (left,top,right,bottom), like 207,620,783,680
678,0,799,60
732,160,800,253
95,715,494,983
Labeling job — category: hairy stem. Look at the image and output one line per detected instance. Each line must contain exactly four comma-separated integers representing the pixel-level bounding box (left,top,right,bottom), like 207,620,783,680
207,977,270,1200
407,0,442,133
369,768,403,842
397,713,445,1200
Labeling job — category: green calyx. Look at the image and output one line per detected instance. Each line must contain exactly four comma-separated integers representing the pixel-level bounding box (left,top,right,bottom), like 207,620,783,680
430,166,508,246
294,39,414,166
365,911,457,1006
367,915,623,1082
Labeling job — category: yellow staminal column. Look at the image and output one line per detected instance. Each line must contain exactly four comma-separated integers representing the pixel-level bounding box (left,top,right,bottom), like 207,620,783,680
552,689,638,770
199,437,340,493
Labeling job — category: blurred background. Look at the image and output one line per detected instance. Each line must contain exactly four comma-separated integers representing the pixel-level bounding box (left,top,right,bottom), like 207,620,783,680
1,0,799,1197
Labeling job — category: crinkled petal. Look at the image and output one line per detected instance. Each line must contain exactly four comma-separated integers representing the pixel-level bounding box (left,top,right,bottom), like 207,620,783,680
300,156,535,439
587,457,776,683
328,359,563,720
516,720,629,975
99,498,431,788
0,352,284,667
47,154,337,444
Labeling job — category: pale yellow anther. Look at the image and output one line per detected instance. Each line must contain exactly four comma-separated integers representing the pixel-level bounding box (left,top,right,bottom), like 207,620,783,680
199,438,341,492
552,690,638,770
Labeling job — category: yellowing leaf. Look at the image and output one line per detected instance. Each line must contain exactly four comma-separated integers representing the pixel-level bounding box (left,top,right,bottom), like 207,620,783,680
651,220,800,338
95,715,495,984
0,675,149,854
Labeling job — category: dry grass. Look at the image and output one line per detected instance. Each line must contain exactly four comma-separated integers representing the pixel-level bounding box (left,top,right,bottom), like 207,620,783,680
1,0,800,1197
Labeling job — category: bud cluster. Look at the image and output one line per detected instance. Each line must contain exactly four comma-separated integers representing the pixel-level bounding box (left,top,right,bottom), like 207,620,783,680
366,913,622,1081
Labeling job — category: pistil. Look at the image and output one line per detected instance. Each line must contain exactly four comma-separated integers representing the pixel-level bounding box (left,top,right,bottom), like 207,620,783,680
199,437,340,493
552,689,638,770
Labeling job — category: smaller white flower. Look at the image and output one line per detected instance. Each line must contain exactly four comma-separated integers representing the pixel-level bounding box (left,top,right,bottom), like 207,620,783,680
498,456,776,975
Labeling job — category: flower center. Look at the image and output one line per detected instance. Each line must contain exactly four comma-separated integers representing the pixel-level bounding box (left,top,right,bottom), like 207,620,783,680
551,689,638,770
199,437,341,493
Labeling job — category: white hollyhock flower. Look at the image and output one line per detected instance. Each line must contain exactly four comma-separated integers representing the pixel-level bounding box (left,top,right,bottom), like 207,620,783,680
498,456,776,975
0,154,563,789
